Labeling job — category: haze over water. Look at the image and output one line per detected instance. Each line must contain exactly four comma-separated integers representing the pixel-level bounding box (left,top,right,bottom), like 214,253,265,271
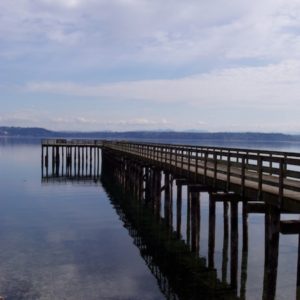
0,138,300,299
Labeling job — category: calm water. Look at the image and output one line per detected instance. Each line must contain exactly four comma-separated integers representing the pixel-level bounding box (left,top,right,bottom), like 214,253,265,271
1,138,300,299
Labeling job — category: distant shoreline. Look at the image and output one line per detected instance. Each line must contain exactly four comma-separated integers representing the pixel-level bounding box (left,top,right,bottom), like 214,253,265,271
1,126,300,143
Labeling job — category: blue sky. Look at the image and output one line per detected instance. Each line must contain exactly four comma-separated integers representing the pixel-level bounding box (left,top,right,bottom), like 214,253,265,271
1,0,300,132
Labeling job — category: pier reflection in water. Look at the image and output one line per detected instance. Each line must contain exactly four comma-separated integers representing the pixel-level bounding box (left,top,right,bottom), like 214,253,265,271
41,147,300,300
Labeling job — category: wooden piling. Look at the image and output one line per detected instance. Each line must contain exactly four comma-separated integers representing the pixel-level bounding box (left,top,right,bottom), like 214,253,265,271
191,190,200,255
263,204,280,300
208,194,216,268
176,183,182,239
230,200,238,290
222,201,229,283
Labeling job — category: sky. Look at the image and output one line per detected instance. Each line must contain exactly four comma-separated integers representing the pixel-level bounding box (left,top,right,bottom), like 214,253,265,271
1,0,300,132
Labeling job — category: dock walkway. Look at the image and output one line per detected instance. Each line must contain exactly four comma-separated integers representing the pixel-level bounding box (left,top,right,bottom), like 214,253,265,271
42,139,300,208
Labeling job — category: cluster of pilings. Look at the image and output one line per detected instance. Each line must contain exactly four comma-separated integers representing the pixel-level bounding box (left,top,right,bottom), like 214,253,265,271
41,144,101,178
101,149,241,287
101,147,176,227
101,146,300,300
101,152,235,300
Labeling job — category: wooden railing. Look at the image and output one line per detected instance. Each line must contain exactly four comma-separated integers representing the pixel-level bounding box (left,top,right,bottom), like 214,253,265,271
103,140,300,201
42,139,103,146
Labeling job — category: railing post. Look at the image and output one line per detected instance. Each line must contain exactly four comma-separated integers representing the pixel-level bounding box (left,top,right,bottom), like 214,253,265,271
164,147,167,165
284,154,287,173
241,155,246,198
160,146,162,167
181,148,184,173
213,151,217,187
279,158,284,207
195,150,199,181
227,152,231,191
258,156,263,201
153,145,155,161
151,145,153,161
158,146,160,162
169,147,172,171
204,151,208,184
175,148,178,172
188,149,191,175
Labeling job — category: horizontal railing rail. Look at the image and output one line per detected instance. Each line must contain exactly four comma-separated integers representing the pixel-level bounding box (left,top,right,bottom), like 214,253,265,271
42,139,103,146
102,140,300,201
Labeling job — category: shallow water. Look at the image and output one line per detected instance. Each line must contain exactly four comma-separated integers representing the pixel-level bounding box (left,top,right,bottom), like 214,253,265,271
0,140,164,299
0,138,300,299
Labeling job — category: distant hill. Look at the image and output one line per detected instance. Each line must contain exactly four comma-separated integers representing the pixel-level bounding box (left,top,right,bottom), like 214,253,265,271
0,127,54,137
1,126,300,142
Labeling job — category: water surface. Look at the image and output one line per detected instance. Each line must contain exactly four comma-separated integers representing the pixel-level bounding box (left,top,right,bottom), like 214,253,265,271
0,139,164,299
1,138,300,299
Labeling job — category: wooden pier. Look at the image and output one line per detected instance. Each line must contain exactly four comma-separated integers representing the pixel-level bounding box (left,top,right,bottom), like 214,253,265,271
100,146,295,299
103,140,300,208
42,139,300,210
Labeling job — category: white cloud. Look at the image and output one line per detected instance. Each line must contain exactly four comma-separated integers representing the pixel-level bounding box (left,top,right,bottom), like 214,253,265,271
48,116,100,127
2,0,300,65
0,110,173,131
106,118,170,127
0,105,299,132
25,60,300,108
